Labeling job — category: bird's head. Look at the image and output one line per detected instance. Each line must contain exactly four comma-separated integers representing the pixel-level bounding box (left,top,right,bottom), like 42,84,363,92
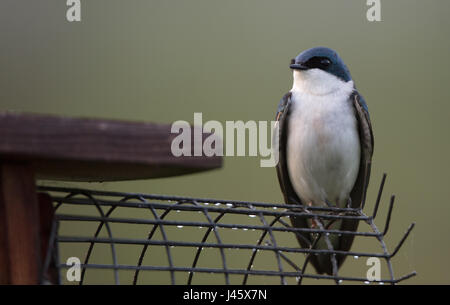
290,47,353,95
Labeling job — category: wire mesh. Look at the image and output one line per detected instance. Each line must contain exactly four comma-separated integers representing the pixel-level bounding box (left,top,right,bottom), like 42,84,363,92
38,174,416,285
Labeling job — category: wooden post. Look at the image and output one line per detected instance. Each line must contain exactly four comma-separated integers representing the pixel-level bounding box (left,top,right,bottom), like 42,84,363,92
0,162,41,284
0,111,223,284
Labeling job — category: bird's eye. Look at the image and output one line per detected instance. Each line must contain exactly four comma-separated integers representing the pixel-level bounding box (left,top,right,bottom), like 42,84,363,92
304,56,332,70
320,58,331,67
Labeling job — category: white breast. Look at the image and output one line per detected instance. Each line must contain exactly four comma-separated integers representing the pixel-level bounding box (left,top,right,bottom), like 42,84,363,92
287,69,360,208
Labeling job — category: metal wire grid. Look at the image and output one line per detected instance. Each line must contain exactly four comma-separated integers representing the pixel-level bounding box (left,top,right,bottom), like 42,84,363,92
38,174,416,285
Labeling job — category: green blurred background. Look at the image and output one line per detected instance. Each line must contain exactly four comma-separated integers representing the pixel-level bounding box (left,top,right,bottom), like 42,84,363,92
1,0,449,284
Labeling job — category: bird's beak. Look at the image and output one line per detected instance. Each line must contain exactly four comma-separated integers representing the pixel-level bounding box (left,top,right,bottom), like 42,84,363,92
289,63,308,70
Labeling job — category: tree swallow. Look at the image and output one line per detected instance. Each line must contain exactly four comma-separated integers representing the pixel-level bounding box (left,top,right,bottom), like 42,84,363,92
275,47,374,275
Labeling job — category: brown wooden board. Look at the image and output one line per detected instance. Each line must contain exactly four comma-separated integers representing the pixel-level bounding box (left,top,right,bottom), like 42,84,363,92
0,162,41,284
0,112,222,182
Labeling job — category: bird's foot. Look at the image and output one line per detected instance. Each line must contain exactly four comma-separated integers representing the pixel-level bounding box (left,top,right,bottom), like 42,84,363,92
325,199,336,208
346,197,352,208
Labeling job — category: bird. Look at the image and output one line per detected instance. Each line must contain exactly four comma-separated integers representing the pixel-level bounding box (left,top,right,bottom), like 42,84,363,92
275,47,374,275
